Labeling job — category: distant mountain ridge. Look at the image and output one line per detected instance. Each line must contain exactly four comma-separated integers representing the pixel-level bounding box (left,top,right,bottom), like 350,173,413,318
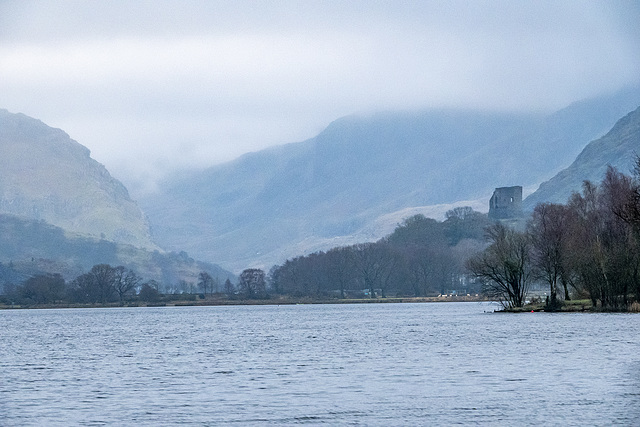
141,86,640,271
0,109,155,249
524,105,640,209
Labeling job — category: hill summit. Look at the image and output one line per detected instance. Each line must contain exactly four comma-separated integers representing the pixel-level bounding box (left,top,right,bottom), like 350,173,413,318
0,109,155,249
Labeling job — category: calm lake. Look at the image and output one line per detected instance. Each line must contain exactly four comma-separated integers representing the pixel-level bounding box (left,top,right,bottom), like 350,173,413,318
1,302,639,425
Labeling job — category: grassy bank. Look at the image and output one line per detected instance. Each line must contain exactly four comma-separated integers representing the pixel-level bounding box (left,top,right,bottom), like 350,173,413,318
500,299,595,313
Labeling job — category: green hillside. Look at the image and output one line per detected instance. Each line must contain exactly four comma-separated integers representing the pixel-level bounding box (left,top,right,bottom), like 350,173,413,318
0,109,155,249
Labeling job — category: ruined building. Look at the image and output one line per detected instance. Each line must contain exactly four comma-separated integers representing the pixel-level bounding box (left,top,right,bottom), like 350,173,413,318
488,186,523,219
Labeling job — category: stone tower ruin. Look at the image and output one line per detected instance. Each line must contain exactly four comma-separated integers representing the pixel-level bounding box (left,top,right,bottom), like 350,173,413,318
488,186,523,219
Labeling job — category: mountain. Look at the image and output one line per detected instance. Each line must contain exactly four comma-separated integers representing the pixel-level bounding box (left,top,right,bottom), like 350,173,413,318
524,105,640,210
141,86,640,272
0,213,235,288
0,109,235,286
0,109,155,249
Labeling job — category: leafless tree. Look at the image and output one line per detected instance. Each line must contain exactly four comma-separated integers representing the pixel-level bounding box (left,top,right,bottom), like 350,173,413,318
564,174,637,309
223,278,235,296
198,271,214,297
466,223,532,308
238,268,266,298
528,203,572,306
352,242,396,298
18,274,65,304
324,246,356,298
113,266,141,303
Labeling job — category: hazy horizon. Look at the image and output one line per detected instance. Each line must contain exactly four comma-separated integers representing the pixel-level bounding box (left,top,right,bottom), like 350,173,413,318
1,1,639,195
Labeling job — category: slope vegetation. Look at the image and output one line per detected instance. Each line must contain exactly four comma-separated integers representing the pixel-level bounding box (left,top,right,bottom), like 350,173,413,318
0,213,234,287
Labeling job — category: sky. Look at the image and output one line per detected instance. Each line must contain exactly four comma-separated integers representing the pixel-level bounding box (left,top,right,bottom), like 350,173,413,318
1,1,639,195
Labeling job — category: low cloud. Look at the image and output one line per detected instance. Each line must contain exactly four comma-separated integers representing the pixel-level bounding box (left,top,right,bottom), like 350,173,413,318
1,1,638,195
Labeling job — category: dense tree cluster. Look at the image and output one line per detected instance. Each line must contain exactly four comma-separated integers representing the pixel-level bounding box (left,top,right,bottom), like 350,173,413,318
268,209,490,298
237,268,267,298
468,162,640,311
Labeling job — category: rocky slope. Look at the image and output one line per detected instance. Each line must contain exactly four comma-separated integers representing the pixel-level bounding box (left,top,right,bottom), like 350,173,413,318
524,105,640,209
0,109,155,249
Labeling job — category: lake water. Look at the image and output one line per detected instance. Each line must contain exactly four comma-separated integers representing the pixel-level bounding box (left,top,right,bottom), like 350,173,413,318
1,302,639,426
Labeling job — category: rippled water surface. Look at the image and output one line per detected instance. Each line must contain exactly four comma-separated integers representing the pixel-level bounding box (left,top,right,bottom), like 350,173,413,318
1,302,639,425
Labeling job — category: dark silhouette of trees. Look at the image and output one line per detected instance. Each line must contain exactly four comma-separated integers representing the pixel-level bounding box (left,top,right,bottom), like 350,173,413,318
466,223,532,308
602,165,640,303
444,206,491,244
324,246,356,298
387,214,460,296
70,264,143,304
198,271,214,297
238,268,266,299
72,264,118,303
138,282,160,302
17,273,65,304
560,167,640,310
352,242,387,298
528,203,572,307
223,278,235,296
113,266,141,303
266,210,487,299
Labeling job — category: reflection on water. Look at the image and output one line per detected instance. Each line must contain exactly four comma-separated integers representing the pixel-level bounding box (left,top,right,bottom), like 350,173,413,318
1,303,639,425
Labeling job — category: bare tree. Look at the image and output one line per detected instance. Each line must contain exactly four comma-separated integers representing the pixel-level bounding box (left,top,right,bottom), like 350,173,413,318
197,271,214,297
566,175,637,309
71,264,116,304
271,258,305,296
139,282,160,302
223,278,235,297
352,242,396,298
466,223,532,308
325,246,356,298
113,266,141,303
18,274,65,304
528,203,572,307
238,268,266,299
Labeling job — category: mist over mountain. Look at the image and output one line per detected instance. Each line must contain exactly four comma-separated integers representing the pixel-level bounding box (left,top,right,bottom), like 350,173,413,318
0,109,234,285
524,105,640,210
0,109,155,249
141,86,640,272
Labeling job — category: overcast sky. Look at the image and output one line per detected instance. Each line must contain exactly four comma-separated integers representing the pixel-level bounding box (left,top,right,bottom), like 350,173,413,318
1,1,639,195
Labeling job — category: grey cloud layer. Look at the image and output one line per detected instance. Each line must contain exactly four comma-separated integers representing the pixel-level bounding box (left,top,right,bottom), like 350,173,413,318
0,1,638,194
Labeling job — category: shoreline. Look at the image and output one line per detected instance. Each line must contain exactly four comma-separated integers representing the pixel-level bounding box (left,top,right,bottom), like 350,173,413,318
0,295,490,310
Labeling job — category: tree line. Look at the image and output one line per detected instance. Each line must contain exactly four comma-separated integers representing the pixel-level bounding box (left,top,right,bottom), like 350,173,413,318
0,264,224,306
267,207,490,298
2,264,151,305
0,208,490,305
0,261,270,306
